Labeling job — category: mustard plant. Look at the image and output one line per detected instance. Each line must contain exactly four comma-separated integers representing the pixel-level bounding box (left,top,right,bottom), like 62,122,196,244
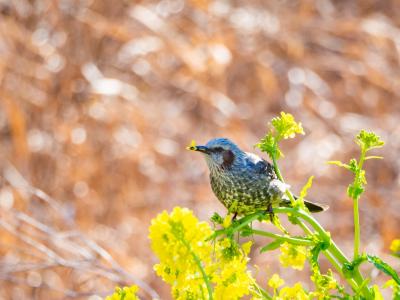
107,112,399,300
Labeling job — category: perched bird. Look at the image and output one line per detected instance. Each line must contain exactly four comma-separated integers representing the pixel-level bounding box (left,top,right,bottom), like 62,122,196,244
188,138,326,217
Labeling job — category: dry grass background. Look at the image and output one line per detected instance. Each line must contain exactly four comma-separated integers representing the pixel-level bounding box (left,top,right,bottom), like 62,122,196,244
0,0,399,299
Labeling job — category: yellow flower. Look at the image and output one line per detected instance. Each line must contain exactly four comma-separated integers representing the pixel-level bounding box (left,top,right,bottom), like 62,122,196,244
220,238,231,248
149,207,256,300
268,273,285,290
383,279,400,297
223,214,232,228
242,241,253,256
372,285,384,300
279,242,307,270
310,269,338,298
212,257,253,299
390,239,400,253
105,285,140,300
186,140,197,150
277,282,308,300
149,207,213,299
212,239,254,300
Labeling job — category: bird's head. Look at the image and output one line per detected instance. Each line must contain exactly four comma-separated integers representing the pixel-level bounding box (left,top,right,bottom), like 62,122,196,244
187,138,245,173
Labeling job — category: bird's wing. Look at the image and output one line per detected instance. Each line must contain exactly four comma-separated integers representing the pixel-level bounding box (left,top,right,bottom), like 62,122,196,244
244,152,276,178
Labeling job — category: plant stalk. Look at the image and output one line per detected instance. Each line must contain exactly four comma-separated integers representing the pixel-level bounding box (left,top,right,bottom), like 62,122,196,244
251,229,314,246
179,237,213,300
353,147,366,259
270,152,372,299
274,207,372,299
353,197,360,259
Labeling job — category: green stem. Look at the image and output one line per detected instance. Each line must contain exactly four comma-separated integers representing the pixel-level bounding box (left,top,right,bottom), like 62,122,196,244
251,283,272,300
324,250,359,291
297,219,313,235
270,150,372,298
328,240,349,265
251,229,314,246
353,147,366,259
274,207,372,299
179,237,213,300
353,197,360,259
274,208,325,236
209,211,264,240
348,148,371,296
272,154,295,205
272,151,363,292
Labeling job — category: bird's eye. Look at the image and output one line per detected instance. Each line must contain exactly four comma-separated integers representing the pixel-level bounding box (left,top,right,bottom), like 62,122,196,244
213,147,224,152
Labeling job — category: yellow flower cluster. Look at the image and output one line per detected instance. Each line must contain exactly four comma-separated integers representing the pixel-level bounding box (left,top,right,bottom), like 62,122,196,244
310,269,339,299
149,207,212,299
279,242,307,270
276,282,308,300
222,214,232,228
105,286,140,300
149,207,256,300
212,239,254,300
267,274,310,300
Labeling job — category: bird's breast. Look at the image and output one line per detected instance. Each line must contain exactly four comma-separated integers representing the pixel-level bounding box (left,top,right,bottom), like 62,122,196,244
209,170,275,211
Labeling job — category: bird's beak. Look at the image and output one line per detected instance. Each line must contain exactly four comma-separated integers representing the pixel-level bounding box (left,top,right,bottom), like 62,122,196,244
186,145,210,154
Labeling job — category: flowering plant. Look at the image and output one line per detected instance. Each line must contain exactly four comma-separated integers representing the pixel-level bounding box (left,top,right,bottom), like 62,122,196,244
107,113,399,300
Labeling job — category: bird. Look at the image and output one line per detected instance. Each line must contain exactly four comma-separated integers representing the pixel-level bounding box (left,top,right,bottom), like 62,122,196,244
188,137,327,217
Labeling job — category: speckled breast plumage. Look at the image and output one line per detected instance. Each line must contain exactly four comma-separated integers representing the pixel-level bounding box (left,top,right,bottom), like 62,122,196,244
209,160,283,214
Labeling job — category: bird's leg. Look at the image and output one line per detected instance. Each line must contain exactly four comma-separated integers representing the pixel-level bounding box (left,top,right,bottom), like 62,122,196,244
266,203,275,223
231,212,238,221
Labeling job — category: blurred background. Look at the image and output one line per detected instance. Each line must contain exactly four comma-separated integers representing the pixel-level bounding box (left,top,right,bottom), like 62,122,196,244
0,0,399,299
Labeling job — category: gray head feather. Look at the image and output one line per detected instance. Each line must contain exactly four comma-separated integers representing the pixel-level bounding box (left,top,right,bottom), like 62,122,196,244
203,138,246,173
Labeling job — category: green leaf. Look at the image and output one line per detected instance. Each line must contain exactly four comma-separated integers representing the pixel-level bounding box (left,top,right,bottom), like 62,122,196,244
348,159,358,173
347,183,364,199
260,239,284,253
356,130,385,151
310,244,323,270
297,176,314,204
342,255,367,278
358,169,367,185
239,225,253,237
352,254,368,268
255,133,284,160
327,160,350,170
366,255,400,285
288,213,299,225
210,212,224,225
365,156,383,160
327,158,360,175
256,112,304,160
256,132,275,152
271,112,304,141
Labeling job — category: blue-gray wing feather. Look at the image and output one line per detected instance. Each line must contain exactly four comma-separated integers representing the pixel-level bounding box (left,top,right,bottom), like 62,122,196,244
244,153,276,179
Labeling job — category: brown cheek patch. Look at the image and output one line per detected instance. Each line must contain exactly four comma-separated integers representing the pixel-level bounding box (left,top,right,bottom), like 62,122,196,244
222,150,234,169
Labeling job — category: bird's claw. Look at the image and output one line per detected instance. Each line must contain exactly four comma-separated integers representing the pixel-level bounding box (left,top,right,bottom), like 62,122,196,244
265,204,275,223
231,212,238,221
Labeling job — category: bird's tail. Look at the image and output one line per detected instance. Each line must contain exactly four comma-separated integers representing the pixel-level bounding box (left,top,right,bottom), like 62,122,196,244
303,200,328,213
282,197,328,213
